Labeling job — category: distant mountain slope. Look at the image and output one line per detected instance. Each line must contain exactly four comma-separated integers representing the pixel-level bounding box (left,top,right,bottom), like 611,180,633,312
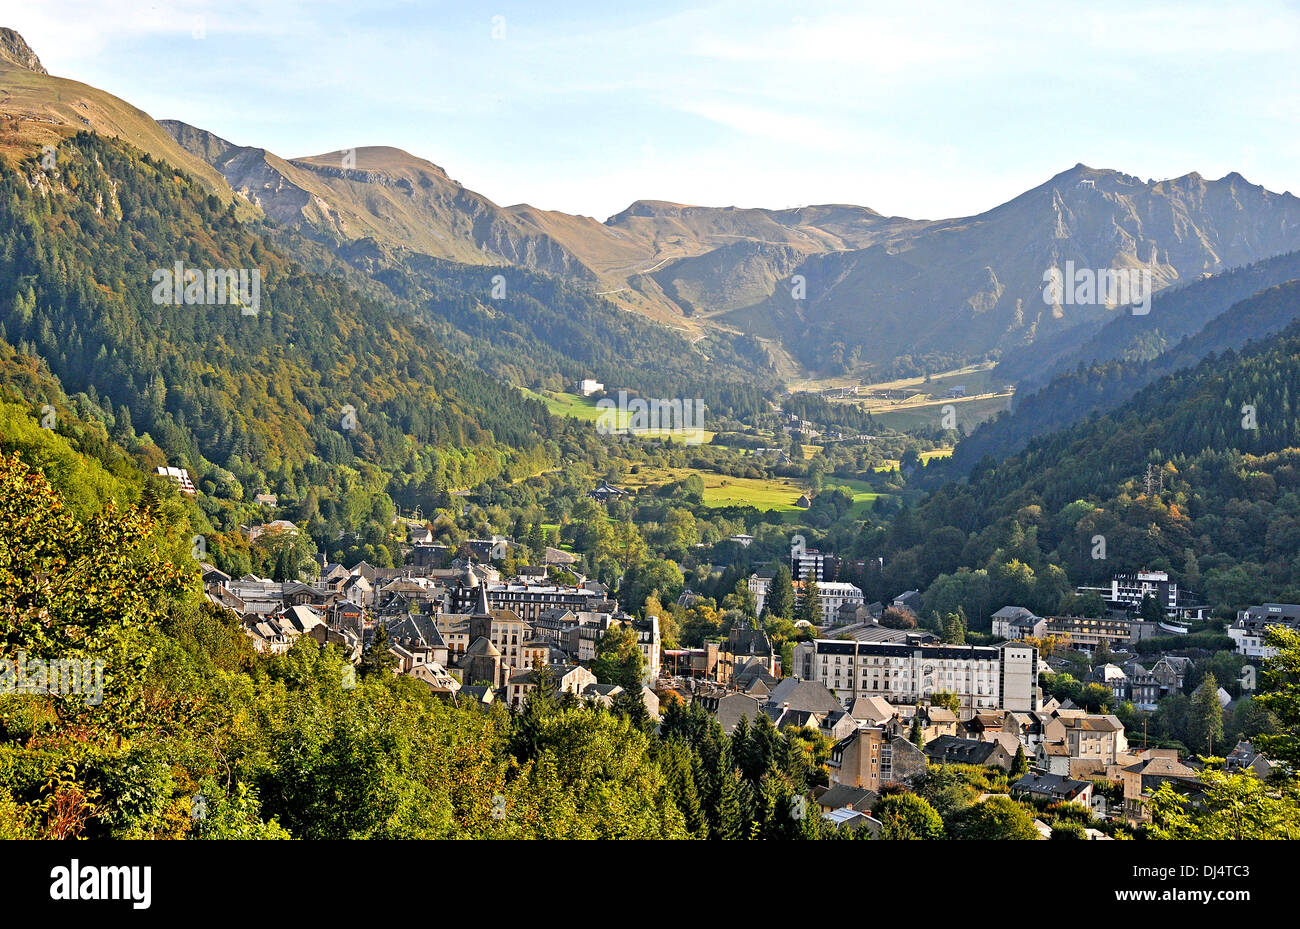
0,32,246,212
160,123,780,404
10,28,1300,380
181,121,1300,375
723,165,1300,371
163,120,924,332
0,27,45,73
947,274,1300,474
161,126,596,277
334,241,778,416
997,248,1300,392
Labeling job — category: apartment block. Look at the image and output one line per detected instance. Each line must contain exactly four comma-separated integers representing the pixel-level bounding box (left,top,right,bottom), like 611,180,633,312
805,640,1039,714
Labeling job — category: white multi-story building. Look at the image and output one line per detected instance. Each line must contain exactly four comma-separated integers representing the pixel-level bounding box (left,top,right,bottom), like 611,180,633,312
748,573,773,616
628,614,661,682
805,640,1040,715
1111,570,1178,611
799,581,864,626
748,573,863,627
991,605,1045,640
1229,603,1300,659
792,546,832,582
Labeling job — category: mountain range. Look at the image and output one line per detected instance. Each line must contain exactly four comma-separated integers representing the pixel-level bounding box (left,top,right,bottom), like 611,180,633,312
6,27,1300,379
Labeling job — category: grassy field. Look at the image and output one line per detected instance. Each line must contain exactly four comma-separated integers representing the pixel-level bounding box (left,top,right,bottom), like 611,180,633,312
871,448,954,471
523,388,715,443
619,465,895,517
622,466,810,511
787,361,1004,395
523,388,606,422
788,362,1014,434
825,476,887,517
868,393,1012,432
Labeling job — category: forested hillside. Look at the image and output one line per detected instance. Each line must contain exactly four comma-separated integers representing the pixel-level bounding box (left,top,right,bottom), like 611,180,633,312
996,247,1300,392
950,279,1300,473
0,133,572,548
360,249,776,419
853,322,1300,625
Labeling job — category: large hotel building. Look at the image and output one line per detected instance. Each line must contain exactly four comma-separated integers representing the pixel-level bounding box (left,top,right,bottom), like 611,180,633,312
795,640,1040,714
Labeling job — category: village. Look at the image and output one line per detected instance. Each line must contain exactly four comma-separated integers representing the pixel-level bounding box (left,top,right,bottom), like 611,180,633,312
200,514,1288,839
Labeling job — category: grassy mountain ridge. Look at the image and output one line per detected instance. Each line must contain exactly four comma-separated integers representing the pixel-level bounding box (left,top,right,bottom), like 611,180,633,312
161,127,596,278
0,37,248,215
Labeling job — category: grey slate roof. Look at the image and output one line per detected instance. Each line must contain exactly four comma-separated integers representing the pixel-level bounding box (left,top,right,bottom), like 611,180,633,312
924,735,1009,766
818,783,877,812
697,692,764,735
765,678,843,714
1012,770,1091,801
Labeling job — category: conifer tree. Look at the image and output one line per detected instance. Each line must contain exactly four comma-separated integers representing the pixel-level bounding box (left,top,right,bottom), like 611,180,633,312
1012,743,1028,776
1189,673,1225,755
765,565,795,620
800,577,822,627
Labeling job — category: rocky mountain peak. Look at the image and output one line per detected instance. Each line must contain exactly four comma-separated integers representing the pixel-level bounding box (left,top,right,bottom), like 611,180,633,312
0,28,48,74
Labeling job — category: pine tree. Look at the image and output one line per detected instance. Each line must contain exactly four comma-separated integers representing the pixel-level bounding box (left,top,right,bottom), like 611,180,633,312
1183,548,1202,593
800,577,823,627
765,565,795,620
909,713,926,748
358,623,397,678
713,748,745,840
661,739,707,837
1189,673,1225,756
1012,743,1028,776
943,611,965,645
611,685,650,731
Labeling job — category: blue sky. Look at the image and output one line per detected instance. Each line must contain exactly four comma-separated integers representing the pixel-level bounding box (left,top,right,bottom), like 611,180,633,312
12,0,1300,220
